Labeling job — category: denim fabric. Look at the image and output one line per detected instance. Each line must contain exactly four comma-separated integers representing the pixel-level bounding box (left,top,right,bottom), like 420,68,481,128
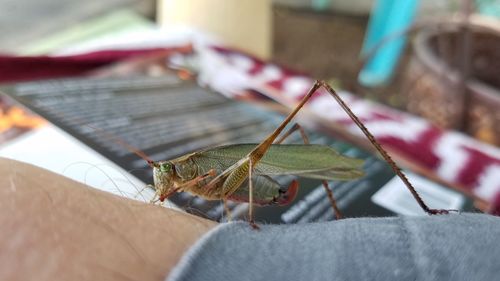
168,213,500,281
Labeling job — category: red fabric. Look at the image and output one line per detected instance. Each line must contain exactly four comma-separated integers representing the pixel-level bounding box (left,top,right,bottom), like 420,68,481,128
459,147,500,188
0,47,189,83
378,127,443,170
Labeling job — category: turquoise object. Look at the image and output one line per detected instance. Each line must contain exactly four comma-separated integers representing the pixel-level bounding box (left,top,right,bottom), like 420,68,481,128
476,0,500,18
312,0,331,11
359,0,420,87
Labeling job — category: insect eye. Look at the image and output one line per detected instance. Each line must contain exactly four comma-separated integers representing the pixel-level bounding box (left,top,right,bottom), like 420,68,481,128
160,163,172,173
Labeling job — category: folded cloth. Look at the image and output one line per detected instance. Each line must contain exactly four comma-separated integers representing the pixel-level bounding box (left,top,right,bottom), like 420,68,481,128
168,213,500,281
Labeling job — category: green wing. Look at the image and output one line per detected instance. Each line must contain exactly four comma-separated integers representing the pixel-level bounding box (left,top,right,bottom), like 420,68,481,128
186,144,364,181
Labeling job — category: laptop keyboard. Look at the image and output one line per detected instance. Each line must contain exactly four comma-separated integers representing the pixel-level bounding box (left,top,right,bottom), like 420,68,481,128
7,75,407,223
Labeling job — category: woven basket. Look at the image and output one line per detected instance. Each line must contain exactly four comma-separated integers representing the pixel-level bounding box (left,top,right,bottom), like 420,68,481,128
405,21,500,146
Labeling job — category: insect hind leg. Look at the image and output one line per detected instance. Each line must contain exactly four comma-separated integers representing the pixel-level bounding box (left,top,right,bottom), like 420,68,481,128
317,80,453,216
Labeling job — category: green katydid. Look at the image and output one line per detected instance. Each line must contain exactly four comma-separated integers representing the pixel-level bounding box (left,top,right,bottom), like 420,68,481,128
140,80,450,228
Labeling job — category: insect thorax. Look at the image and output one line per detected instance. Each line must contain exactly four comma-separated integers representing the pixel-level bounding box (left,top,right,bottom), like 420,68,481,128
173,158,198,180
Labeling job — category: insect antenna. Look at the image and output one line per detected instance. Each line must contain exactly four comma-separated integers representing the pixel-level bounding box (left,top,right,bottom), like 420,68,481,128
84,123,156,167
34,102,156,167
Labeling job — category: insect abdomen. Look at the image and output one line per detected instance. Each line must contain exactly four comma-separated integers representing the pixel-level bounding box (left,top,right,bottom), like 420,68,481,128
228,177,299,206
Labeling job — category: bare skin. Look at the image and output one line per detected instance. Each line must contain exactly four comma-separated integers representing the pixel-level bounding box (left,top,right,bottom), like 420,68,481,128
0,157,216,281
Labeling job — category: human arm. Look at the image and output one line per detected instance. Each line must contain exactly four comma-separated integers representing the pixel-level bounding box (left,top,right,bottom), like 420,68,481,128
0,157,216,281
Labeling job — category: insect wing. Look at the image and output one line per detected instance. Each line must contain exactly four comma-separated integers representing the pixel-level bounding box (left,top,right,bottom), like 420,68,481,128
190,144,364,181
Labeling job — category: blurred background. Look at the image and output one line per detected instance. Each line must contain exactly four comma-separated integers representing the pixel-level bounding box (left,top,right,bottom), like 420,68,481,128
1,0,499,145
1,0,500,218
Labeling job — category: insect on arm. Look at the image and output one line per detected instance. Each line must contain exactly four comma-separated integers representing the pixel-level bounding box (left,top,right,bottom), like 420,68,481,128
209,80,453,228
106,80,453,228
201,81,354,227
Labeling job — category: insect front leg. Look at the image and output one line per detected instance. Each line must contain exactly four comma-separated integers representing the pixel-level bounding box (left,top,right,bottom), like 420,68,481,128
275,122,343,220
148,185,161,204
157,169,217,203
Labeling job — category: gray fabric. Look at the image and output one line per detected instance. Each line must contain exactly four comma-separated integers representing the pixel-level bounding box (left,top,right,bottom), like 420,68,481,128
168,213,500,281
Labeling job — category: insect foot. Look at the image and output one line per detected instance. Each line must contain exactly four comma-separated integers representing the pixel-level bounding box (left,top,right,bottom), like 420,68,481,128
428,209,458,215
249,220,260,230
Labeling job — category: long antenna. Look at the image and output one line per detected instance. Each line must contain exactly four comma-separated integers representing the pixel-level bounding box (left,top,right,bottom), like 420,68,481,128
84,123,155,167
35,101,155,166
